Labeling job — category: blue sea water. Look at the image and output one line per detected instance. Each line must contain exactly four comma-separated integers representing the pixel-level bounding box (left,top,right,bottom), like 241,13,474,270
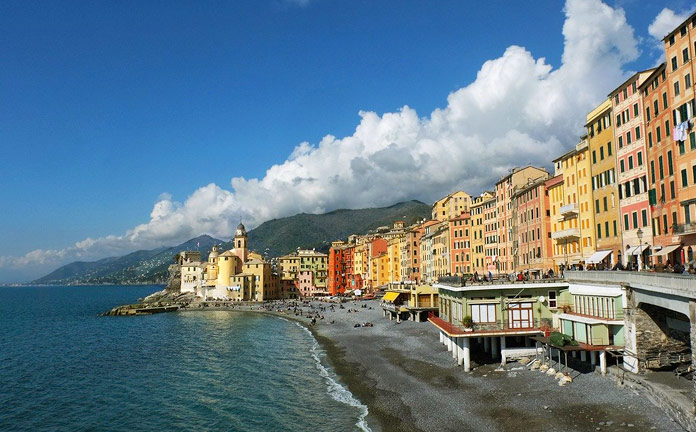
0,286,369,431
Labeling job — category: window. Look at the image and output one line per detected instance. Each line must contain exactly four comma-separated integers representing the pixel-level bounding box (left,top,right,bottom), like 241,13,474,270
595,199,600,213
675,81,681,96
634,103,639,117
624,214,629,230
471,303,496,323
659,156,664,179
635,126,640,140
605,221,610,237
618,136,623,148
592,151,596,164
682,169,688,187
657,126,662,142
687,74,692,89
693,165,696,184
607,142,612,156
668,150,673,175
666,120,671,137
654,100,659,116
670,181,676,199
632,212,638,229
600,147,604,160
651,161,656,183
637,152,643,166
548,291,557,308
620,159,625,173
603,196,608,212
672,56,679,71
597,224,602,239
627,131,632,144
684,47,690,63
663,92,668,109
616,114,621,127
628,155,634,169
647,107,651,122
682,26,688,37
648,132,653,147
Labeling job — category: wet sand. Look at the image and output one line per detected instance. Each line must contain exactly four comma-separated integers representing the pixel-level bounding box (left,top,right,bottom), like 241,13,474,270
186,299,682,431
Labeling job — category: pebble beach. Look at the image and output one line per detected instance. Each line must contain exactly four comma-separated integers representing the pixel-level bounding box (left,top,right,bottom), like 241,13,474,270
238,298,684,432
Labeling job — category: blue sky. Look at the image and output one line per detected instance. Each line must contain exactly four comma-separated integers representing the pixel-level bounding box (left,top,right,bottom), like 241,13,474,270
0,0,692,282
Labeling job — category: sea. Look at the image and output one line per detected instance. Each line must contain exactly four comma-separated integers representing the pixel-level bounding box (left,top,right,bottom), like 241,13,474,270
0,285,370,431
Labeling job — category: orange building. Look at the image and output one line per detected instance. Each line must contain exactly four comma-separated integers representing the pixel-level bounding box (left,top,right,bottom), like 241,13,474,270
448,213,471,275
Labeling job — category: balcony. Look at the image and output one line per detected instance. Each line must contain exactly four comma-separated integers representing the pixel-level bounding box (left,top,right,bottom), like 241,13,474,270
557,302,624,320
551,227,580,240
559,203,579,218
674,222,696,235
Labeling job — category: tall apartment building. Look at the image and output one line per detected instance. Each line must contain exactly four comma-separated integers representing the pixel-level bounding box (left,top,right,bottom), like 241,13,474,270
643,63,681,264
513,176,553,275
449,213,471,275
587,99,621,267
551,137,595,267
663,16,696,263
610,69,655,269
470,192,494,273
495,166,548,274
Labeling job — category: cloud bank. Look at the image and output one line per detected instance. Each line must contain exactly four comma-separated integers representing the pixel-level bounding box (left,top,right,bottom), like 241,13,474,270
1,0,642,280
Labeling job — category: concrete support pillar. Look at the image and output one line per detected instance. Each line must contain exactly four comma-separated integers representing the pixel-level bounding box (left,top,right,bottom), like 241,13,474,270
447,336,453,352
457,339,465,366
491,336,499,360
462,338,471,372
389,312,392,321
580,351,587,362
396,313,401,323
599,351,607,375
415,313,420,323
440,332,444,344
484,337,490,353
591,351,597,366
452,337,458,360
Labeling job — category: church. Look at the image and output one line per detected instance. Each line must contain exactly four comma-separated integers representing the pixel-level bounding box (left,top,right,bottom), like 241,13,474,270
179,223,280,301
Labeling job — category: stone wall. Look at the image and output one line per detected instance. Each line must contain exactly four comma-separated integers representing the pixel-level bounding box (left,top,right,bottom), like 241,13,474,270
632,302,690,370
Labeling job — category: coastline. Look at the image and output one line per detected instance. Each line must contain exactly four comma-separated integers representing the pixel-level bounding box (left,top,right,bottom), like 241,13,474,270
176,300,680,431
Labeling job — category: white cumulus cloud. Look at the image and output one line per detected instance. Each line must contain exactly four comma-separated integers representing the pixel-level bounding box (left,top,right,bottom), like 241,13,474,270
0,0,643,281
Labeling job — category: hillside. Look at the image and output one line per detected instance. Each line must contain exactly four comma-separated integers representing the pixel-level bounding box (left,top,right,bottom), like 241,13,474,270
32,200,430,285
246,200,430,257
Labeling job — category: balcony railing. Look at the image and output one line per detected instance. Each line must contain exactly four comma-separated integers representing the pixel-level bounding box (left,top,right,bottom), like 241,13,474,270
551,227,580,240
466,318,543,332
557,302,624,320
559,203,579,218
674,222,696,235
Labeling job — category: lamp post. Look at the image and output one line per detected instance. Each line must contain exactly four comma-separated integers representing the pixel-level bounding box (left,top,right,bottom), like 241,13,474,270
636,228,643,271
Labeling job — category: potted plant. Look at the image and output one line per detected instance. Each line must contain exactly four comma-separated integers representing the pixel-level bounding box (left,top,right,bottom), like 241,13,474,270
462,315,474,331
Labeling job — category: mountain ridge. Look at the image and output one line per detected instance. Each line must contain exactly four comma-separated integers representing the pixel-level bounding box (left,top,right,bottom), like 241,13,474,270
32,200,430,285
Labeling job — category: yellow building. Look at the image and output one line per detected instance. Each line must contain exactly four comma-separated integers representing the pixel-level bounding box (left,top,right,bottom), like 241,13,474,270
432,191,472,221
387,237,402,283
551,136,596,268
470,192,494,274
587,99,621,267
370,252,390,287
432,224,450,280
243,259,278,301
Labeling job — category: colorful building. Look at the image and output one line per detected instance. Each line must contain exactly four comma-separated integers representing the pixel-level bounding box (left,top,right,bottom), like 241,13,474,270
432,191,472,222
449,213,471,275
512,175,553,276
587,99,622,267
609,69,655,269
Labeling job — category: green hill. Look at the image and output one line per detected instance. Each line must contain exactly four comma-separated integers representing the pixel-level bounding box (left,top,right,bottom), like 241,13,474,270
32,200,430,285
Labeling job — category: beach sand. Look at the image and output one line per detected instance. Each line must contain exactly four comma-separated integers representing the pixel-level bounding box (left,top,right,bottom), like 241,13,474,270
188,299,681,431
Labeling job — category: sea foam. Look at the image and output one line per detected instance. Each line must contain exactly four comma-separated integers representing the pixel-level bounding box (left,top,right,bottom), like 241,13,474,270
296,323,371,432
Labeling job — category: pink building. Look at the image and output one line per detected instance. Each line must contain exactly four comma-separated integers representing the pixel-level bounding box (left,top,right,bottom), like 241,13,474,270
610,69,655,269
297,270,320,297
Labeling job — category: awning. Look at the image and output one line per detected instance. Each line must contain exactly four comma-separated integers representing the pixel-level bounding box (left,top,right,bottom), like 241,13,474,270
654,244,681,256
586,250,612,263
629,245,650,255
382,291,400,302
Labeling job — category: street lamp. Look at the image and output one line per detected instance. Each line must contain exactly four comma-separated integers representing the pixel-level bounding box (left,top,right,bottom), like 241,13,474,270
636,228,643,271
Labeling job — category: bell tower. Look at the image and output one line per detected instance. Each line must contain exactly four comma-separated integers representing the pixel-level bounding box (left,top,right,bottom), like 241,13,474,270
234,222,248,262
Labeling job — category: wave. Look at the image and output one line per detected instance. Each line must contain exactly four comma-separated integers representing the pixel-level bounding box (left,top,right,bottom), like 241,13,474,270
296,323,371,432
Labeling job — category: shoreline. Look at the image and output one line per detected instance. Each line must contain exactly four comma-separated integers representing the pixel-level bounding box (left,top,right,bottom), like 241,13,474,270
138,300,681,431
